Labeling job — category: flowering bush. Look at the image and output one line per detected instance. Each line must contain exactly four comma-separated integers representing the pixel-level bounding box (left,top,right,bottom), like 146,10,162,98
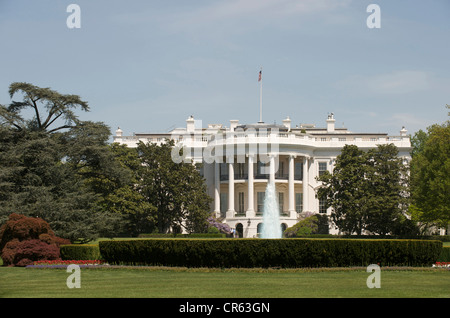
207,216,232,234
433,262,450,268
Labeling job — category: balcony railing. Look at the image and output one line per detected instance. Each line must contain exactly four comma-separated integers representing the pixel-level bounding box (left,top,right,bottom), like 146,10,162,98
221,173,303,181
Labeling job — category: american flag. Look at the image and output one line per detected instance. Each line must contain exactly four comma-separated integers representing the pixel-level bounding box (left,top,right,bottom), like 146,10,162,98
258,70,262,82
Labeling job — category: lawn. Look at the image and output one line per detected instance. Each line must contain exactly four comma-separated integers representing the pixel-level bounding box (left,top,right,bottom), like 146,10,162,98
0,266,449,298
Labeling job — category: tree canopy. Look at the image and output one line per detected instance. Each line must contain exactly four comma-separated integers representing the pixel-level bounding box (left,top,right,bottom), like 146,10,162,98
0,82,214,242
317,144,412,235
410,108,450,230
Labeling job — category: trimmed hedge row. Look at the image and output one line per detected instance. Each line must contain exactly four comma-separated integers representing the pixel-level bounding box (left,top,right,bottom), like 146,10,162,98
60,244,102,261
289,234,450,242
437,247,450,262
98,239,442,268
138,233,226,238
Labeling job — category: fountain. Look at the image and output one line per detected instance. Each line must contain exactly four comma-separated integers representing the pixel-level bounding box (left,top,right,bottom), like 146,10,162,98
260,182,282,238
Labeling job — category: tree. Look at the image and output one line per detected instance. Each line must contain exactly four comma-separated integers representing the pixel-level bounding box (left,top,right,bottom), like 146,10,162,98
317,144,411,235
98,143,157,236
317,145,370,235
1,82,89,133
410,117,450,230
364,144,410,235
137,140,212,234
0,83,130,242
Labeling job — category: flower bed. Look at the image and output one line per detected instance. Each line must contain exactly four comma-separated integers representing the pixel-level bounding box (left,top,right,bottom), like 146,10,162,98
433,262,450,268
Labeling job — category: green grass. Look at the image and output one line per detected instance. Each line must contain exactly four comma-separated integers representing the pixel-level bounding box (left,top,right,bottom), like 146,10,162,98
0,266,449,298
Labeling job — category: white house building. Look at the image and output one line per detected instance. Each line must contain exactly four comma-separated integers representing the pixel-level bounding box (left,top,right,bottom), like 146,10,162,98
114,114,412,238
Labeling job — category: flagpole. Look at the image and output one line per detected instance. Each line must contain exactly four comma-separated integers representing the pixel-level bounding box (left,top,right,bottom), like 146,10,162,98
259,67,263,123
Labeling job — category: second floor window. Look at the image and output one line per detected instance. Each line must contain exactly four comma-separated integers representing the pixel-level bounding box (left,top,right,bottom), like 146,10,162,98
318,162,327,176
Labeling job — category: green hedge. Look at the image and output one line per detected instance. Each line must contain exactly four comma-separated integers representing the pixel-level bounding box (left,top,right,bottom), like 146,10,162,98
60,244,102,260
138,233,226,238
437,247,450,262
99,239,442,268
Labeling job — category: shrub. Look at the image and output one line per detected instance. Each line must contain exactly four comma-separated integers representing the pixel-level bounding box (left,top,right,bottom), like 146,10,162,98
437,247,450,262
99,238,442,268
60,244,102,260
3,239,60,267
0,213,70,266
284,214,329,237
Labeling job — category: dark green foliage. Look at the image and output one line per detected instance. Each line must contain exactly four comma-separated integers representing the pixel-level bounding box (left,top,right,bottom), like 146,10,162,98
99,239,442,268
60,244,102,260
0,83,133,241
317,144,411,235
136,140,212,234
437,247,450,262
284,214,329,237
410,120,450,228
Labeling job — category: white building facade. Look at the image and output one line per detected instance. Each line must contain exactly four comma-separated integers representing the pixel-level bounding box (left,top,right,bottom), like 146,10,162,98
114,114,412,238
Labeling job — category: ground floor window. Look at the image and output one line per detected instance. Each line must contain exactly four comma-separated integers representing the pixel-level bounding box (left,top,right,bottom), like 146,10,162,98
295,193,303,212
238,192,245,214
235,223,243,238
278,192,284,213
319,198,327,213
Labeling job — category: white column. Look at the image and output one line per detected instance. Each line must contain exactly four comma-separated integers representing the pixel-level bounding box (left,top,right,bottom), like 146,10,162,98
302,156,309,212
246,154,255,217
214,162,220,217
288,155,296,217
227,160,235,218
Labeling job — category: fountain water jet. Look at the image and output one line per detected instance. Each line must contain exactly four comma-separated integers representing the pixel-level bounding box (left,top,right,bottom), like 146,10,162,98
260,182,282,238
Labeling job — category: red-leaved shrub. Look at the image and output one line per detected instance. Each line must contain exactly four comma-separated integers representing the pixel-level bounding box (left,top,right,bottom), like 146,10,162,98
0,213,70,266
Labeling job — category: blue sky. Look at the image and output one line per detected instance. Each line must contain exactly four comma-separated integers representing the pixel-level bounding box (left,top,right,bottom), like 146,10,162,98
1,0,449,137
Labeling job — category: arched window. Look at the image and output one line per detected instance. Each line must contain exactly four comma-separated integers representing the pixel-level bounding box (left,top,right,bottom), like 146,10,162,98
235,223,243,238
257,223,263,237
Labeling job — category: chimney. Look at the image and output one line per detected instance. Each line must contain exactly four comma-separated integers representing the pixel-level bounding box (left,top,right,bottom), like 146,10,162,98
400,126,407,136
282,116,291,131
326,113,335,133
186,115,195,133
230,119,239,131
115,127,123,137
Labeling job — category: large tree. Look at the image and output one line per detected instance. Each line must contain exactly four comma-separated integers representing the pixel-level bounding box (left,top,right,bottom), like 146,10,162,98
0,83,129,242
316,145,370,235
410,112,450,231
1,82,89,133
317,144,411,235
364,144,410,235
136,140,212,234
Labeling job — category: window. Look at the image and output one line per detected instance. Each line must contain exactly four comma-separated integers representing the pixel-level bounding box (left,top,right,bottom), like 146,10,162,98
278,192,284,213
319,198,327,213
238,192,245,213
295,193,303,212
257,192,265,212
236,163,245,179
295,162,303,180
220,193,228,216
220,163,228,180
318,162,327,176
257,161,268,176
